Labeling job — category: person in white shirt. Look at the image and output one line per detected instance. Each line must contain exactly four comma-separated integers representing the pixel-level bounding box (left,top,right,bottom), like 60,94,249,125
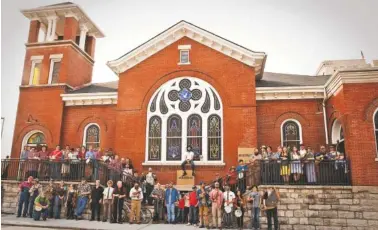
102,180,114,222
223,185,235,228
129,182,143,224
145,168,156,205
181,146,196,177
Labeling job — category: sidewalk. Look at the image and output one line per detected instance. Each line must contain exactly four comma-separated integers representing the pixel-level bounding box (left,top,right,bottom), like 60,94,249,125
1,214,199,230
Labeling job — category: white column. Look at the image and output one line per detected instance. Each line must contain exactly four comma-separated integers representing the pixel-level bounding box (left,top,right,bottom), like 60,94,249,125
79,25,88,49
49,17,58,41
45,19,52,41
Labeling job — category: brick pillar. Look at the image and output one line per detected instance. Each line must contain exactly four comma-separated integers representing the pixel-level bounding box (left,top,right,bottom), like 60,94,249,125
63,17,79,41
27,20,41,43
85,36,96,58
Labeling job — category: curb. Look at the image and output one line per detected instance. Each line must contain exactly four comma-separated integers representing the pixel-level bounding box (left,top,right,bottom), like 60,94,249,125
1,222,105,230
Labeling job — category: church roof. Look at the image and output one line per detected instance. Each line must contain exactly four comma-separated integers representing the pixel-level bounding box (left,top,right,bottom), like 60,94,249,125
68,72,329,94
107,20,267,78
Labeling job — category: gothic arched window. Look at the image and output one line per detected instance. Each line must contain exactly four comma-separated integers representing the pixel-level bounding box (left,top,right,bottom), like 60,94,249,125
83,124,100,148
148,116,162,161
281,119,302,148
374,109,378,154
167,115,182,161
187,114,202,157
146,77,223,163
208,115,221,161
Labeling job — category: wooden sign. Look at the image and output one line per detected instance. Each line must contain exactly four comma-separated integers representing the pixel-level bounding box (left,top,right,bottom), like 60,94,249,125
238,147,255,162
176,170,195,186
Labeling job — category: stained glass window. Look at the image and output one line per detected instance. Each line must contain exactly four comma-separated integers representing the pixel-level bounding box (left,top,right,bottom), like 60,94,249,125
282,120,301,148
187,114,202,159
148,116,162,161
208,115,221,161
27,132,46,146
374,110,378,153
85,124,100,148
167,115,182,161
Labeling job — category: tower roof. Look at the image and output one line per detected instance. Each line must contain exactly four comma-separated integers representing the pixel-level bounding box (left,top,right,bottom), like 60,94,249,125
21,2,104,38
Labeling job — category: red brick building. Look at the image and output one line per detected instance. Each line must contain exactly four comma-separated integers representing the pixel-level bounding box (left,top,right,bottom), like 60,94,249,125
12,3,378,185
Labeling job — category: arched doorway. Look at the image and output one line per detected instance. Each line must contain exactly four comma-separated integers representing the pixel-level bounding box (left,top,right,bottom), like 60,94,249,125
331,119,345,154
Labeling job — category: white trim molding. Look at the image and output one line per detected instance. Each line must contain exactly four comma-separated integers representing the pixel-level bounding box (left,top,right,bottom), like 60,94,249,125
373,108,378,158
30,55,44,61
61,92,118,106
280,119,303,147
49,54,63,59
22,130,45,150
331,119,343,145
82,123,100,147
107,21,266,76
178,45,191,50
48,56,62,84
256,86,324,101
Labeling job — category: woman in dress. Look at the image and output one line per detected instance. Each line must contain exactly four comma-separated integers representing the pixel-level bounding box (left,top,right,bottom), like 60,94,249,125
280,146,291,184
303,146,316,184
235,189,245,230
291,146,303,182
61,145,70,180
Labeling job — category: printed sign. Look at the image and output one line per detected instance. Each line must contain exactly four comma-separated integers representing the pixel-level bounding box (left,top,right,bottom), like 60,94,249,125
176,170,195,186
238,147,255,162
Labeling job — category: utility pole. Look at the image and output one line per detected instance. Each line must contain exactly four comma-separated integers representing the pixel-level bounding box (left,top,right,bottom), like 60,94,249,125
1,117,4,138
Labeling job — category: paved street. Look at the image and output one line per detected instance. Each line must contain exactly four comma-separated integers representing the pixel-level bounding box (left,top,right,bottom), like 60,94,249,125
1,214,235,230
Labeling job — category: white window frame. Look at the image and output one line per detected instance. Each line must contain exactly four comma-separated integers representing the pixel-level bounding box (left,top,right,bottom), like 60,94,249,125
22,130,45,150
29,56,43,85
144,77,224,166
373,108,378,160
331,119,343,144
48,58,62,84
280,119,303,147
178,45,191,65
82,123,100,148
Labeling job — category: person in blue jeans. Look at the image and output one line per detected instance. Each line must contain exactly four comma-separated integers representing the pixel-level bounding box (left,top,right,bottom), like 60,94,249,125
53,181,66,219
85,145,98,181
248,185,261,230
33,192,50,221
17,176,33,217
164,182,179,224
75,178,91,220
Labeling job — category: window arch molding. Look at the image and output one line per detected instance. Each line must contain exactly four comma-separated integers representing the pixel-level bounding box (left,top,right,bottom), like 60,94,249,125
280,119,303,148
145,77,223,164
82,123,100,148
22,130,46,150
331,119,344,144
373,108,378,156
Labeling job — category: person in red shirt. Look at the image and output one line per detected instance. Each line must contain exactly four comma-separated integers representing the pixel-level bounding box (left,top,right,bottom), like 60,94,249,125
17,176,33,217
178,193,185,223
49,145,62,180
188,186,198,226
78,146,86,160
227,166,238,194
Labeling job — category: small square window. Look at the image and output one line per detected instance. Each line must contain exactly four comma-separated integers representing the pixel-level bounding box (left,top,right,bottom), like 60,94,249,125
180,50,190,64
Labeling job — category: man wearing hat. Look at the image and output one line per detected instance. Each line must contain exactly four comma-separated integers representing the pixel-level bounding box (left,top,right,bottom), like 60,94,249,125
164,182,179,224
17,176,33,217
28,178,43,218
197,182,210,228
210,182,223,229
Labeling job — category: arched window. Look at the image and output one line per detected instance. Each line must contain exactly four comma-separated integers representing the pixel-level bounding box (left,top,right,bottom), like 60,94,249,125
281,119,302,148
148,116,162,161
83,123,100,148
146,77,223,163
374,109,378,154
187,114,202,157
208,115,221,161
22,130,46,149
167,115,182,161
331,119,344,144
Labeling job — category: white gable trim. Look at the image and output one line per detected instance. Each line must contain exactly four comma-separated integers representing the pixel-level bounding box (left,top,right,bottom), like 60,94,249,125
107,21,266,76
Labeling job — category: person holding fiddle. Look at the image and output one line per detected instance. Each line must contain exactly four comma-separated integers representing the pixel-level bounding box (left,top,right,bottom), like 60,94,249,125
112,181,126,224
129,182,143,224
196,182,210,228
235,188,245,229
151,183,165,223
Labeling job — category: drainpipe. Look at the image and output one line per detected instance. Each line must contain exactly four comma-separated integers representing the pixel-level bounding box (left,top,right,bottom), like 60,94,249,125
323,88,329,145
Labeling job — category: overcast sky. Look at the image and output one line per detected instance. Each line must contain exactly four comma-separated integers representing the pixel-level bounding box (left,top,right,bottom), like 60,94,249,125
1,0,377,158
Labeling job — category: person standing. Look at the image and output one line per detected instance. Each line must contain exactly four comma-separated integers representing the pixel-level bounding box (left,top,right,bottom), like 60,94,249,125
213,173,224,192
248,185,261,230
32,192,50,221
223,185,235,229
17,176,33,217
151,183,165,223
145,168,156,205
236,160,248,193
45,179,56,218
89,180,103,221
235,189,245,229
27,147,40,178
187,186,198,226
112,181,126,224
28,178,42,218
102,180,114,222
291,146,303,182
280,147,291,184
209,182,223,229
61,145,71,180
75,178,91,220
165,182,179,224
263,187,280,230
197,182,209,228
108,155,122,182
53,181,65,219
303,146,316,183
249,148,262,187
38,146,50,180
129,182,143,224
181,146,196,177
49,145,62,180
65,184,76,220
226,166,237,194
85,145,98,180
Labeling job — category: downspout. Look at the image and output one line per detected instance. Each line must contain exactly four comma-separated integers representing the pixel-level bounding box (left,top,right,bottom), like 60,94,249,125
322,87,329,145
